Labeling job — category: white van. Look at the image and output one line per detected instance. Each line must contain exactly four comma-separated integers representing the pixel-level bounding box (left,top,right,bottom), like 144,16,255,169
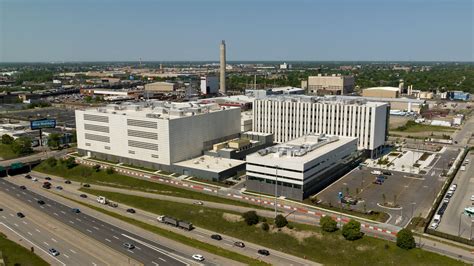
433,214,441,223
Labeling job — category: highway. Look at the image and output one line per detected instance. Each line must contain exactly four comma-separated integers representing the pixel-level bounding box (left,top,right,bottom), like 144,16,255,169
0,178,198,266
9,173,318,266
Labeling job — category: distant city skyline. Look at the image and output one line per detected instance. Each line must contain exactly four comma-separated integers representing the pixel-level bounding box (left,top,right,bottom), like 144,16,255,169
1,0,473,62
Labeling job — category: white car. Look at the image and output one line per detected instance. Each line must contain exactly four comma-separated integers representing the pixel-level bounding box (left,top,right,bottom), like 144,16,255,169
48,248,60,256
430,222,439,230
194,201,203,205
470,195,474,201
443,198,450,203
192,254,205,261
32,177,38,182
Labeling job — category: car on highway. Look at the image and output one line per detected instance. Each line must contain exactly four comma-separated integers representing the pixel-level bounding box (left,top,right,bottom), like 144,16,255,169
48,248,60,256
0,208,3,211
71,208,81,213
42,184,51,189
123,243,135,249
211,234,222,240
19,185,26,190
56,186,63,190
234,241,245,248
126,208,136,213
17,212,25,218
32,177,38,182
37,200,45,205
193,201,203,205
24,174,32,179
258,249,270,256
83,184,91,188
65,180,72,184
80,194,88,198
192,254,205,261
45,177,52,181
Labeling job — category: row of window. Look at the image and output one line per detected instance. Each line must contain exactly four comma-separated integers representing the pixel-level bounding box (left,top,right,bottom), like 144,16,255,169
127,119,157,129
85,133,110,143
127,129,158,140
84,114,109,123
248,176,302,189
84,123,109,133
128,140,158,151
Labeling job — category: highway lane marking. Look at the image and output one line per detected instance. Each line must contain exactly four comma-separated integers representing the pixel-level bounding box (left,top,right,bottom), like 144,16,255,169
158,258,166,262
61,211,66,214
46,204,52,207
92,262,97,266
13,223,18,227
152,262,159,266
112,235,119,240
1,216,5,219
9,214,13,217
127,249,134,254
27,199,32,202
51,238,57,243
40,206,44,209
16,193,20,197
69,220,75,224
54,212,59,216
76,218,82,222
43,241,49,246
27,232,33,236
196,234,204,238
70,249,77,254
105,238,111,242
22,221,27,225
35,229,41,233
86,229,92,233
135,246,141,250
93,226,99,230
63,254,69,259
34,198,38,201
224,243,232,247
22,192,26,195
0,222,66,266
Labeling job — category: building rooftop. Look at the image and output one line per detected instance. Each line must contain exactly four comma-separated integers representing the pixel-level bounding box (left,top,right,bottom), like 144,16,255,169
364,86,400,92
327,95,425,104
82,100,238,120
173,155,246,173
247,133,356,163
257,95,387,107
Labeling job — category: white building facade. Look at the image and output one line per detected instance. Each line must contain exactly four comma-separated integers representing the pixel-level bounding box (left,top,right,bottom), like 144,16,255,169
252,96,389,157
76,101,241,170
200,76,219,95
246,134,358,200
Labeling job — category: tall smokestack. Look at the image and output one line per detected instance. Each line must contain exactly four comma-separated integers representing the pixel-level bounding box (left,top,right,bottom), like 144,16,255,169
219,40,226,95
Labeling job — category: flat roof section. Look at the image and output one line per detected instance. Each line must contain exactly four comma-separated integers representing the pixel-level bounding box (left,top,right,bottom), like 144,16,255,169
173,155,246,173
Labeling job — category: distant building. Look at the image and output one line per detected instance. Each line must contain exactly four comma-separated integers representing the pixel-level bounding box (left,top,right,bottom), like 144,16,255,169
200,76,219,95
144,82,177,92
204,131,273,160
253,95,389,157
304,74,355,95
362,87,400,98
279,62,291,70
447,91,470,101
246,133,358,200
245,87,304,99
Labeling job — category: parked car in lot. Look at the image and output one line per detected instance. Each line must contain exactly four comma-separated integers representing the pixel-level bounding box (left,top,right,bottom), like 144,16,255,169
17,212,25,218
123,243,134,249
192,254,204,261
430,221,439,229
32,177,38,182
48,248,60,256
211,234,222,240
470,195,474,201
382,171,392,176
373,179,383,185
258,249,270,256
443,197,450,203
234,241,245,248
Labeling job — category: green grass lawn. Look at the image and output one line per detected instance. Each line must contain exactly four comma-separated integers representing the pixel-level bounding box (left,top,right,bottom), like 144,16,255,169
34,161,265,209
57,194,269,266
0,233,49,266
0,144,18,160
81,188,466,266
393,121,456,133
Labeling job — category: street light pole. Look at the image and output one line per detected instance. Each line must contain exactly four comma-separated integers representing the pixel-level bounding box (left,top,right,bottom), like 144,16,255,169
274,165,278,218
458,212,463,237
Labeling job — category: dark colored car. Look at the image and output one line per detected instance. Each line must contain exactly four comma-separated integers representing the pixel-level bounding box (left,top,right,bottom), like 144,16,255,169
42,184,51,189
83,184,91,188
17,212,25,218
373,179,383,185
258,249,270,256
56,186,63,190
65,180,72,184
24,174,32,179
19,185,26,190
0,208,3,211
234,241,245,248
37,200,45,205
71,208,81,213
126,208,136,213
382,171,392,176
211,234,222,240
45,177,52,181
80,194,88,198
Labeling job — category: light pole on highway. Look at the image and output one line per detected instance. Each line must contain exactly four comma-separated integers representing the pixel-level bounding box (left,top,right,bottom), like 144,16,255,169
411,202,416,219
458,212,464,237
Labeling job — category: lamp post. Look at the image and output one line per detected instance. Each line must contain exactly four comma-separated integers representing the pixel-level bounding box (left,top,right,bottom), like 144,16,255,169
274,165,278,218
458,212,463,237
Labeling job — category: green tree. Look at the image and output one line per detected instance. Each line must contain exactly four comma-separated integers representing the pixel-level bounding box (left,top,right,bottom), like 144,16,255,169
242,211,259,226
64,157,77,169
11,136,33,156
261,222,269,231
275,214,288,228
1,134,14,145
47,133,61,150
320,216,338,232
396,229,416,250
342,219,363,241
45,157,57,167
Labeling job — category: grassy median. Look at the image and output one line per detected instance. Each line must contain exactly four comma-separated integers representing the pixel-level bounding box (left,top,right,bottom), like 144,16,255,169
56,194,269,266
0,232,49,266
34,161,265,209
81,188,467,266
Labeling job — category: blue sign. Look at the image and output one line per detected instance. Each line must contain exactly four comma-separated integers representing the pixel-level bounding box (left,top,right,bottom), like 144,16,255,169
31,119,56,130
338,191,343,199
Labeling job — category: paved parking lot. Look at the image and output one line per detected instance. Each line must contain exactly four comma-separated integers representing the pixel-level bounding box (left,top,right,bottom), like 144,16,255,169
2,107,76,128
316,147,461,227
433,152,474,239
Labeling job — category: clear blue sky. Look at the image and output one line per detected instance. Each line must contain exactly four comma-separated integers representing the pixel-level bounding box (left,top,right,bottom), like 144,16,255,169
0,0,472,62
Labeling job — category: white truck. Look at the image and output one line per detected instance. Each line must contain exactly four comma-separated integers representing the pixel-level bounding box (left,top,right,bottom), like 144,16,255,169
370,170,382,175
97,196,118,207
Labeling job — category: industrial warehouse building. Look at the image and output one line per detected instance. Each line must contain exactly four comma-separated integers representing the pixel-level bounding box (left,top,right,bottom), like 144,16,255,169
246,134,358,200
252,95,389,158
362,87,400,98
75,101,243,180
302,74,355,95
144,82,177,92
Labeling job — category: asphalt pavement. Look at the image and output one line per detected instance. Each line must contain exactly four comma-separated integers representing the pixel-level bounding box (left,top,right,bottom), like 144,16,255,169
0,178,194,266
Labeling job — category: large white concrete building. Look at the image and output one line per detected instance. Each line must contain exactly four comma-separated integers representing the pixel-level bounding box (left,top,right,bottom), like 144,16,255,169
246,134,358,200
252,96,389,157
75,101,241,171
